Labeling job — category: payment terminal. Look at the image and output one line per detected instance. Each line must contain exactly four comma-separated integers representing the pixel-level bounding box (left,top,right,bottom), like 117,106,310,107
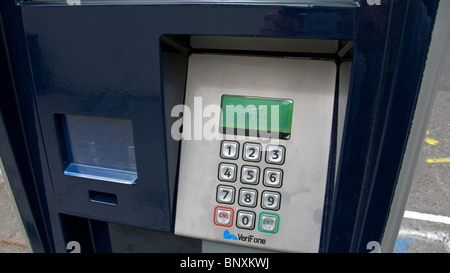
174,54,336,252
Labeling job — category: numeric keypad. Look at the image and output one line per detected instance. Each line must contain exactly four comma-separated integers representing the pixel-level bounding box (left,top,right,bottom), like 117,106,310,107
216,141,285,231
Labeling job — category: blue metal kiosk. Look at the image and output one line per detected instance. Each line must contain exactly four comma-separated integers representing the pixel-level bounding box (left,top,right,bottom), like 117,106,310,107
0,0,441,253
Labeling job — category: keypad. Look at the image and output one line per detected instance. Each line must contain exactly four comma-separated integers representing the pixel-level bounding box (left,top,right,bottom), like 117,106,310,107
215,141,284,233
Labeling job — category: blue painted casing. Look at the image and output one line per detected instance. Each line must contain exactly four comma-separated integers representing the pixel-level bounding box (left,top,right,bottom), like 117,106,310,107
0,0,440,252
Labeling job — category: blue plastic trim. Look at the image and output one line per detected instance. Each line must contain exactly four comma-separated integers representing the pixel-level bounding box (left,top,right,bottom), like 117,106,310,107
64,163,138,184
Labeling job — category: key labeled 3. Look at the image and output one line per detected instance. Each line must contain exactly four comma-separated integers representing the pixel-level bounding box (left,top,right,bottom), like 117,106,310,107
266,145,285,165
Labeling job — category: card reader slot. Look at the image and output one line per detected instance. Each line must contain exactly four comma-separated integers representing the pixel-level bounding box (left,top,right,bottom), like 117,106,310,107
89,191,117,206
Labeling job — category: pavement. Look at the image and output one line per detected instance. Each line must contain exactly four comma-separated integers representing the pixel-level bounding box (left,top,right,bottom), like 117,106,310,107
393,43,450,253
0,169,29,253
0,43,448,254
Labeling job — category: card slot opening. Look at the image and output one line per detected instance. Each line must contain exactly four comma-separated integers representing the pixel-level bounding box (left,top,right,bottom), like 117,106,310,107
89,191,117,206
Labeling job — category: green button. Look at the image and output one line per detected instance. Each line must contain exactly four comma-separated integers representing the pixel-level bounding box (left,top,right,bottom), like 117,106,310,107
258,212,279,234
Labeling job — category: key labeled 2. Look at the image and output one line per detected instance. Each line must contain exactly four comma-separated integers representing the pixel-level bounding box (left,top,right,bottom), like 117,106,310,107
243,143,262,162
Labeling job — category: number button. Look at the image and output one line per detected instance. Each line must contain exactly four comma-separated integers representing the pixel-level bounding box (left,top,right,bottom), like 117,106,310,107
218,163,237,182
263,168,283,188
266,145,285,165
243,143,261,162
261,191,281,211
238,188,258,208
221,141,239,160
236,210,256,230
217,185,235,204
241,165,260,185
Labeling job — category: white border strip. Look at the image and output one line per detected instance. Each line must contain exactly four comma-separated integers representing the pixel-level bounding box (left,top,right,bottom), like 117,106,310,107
404,211,450,225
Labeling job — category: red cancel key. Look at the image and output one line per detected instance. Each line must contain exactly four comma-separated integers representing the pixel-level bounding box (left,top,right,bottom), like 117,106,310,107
214,206,234,227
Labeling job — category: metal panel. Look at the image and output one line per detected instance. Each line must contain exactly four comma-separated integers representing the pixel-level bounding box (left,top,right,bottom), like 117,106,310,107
175,54,336,252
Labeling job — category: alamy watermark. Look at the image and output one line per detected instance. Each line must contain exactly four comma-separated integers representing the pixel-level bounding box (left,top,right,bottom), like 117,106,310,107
171,97,281,145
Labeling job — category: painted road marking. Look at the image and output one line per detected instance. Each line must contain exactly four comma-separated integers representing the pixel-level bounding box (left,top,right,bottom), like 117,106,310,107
404,210,450,225
396,227,450,253
394,226,450,253
425,138,439,145
426,157,450,163
424,130,448,162
397,229,450,251
424,130,439,145
398,228,450,242
401,211,450,251
397,210,450,252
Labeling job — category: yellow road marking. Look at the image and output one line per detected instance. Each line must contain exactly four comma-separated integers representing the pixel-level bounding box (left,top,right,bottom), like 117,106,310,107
426,158,450,163
425,137,439,145
425,130,439,145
